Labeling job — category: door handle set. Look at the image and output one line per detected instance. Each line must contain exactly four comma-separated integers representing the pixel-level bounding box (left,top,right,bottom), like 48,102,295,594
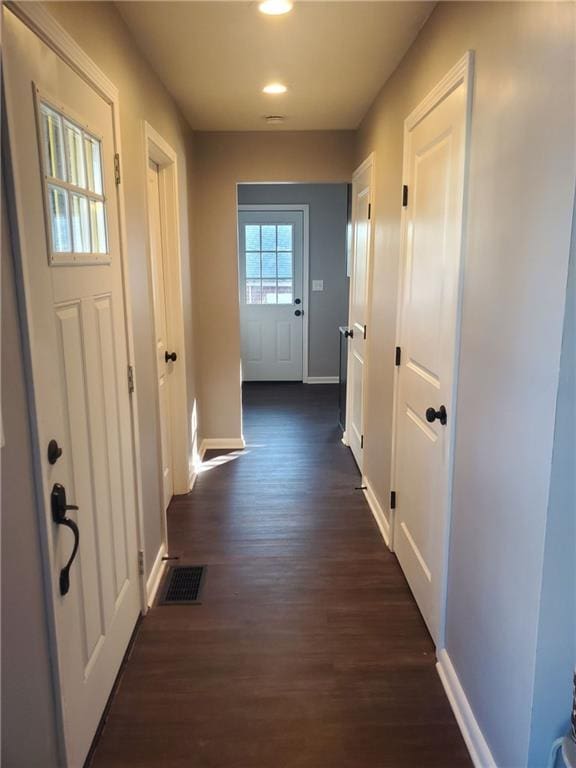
165,351,178,363
51,482,80,596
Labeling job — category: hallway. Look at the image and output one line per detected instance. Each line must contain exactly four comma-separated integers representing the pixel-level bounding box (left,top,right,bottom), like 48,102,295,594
90,384,470,767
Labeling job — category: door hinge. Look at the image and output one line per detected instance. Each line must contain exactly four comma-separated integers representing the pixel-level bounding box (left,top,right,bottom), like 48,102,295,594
368,202,372,220
114,153,121,186
360,434,364,449
138,550,145,576
127,364,135,394
390,491,396,510
402,185,408,207
363,324,367,340
395,346,401,366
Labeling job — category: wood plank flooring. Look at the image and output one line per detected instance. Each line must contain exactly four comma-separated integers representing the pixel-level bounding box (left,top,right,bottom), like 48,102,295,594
90,383,471,768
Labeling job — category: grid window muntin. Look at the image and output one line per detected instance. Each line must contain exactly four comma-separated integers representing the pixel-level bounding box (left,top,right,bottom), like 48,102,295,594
244,224,293,305
37,93,110,264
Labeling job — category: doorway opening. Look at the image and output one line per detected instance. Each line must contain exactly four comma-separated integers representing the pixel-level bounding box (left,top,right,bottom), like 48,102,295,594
236,183,350,441
143,123,191,605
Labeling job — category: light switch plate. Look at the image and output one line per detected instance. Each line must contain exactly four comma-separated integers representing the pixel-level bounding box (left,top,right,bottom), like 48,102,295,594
312,280,324,292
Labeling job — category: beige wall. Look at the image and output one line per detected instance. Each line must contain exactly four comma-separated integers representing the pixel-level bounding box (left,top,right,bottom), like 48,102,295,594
194,131,355,440
355,3,575,765
46,2,199,575
2,192,62,768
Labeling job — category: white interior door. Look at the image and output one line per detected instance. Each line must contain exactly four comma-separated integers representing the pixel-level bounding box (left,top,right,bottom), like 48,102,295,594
346,160,373,470
147,160,174,513
238,210,304,381
4,12,141,766
393,63,470,644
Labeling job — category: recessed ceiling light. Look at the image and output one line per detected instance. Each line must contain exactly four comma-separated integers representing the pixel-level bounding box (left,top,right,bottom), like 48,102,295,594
259,0,293,15
263,83,287,95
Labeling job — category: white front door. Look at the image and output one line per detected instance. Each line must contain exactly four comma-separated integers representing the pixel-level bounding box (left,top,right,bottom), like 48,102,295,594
239,210,304,381
4,11,141,766
147,160,173,513
346,159,373,470
393,59,470,644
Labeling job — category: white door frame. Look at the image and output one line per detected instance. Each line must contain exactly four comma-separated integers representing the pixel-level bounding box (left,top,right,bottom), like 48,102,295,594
237,203,310,382
344,153,375,454
4,1,148,758
389,51,474,648
143,122,191,558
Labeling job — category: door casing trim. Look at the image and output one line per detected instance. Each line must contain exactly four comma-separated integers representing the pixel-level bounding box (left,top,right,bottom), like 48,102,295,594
4,2,148,760
390,50,474,650
237,203,310,382
143,121,193,554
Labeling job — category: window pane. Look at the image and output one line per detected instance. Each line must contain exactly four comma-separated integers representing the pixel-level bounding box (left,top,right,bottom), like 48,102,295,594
277,279,293,304
89,200,108,253
64,120,86,188
48,185,71,252
41,105,66,181
261,225,276,251
246,252,261,278
84,135,103,195
261,252,276,278
277,252,292,278
245,225,260,251
262,279,277,304
246,279,261,305
277,225,292,251
71,194,91,253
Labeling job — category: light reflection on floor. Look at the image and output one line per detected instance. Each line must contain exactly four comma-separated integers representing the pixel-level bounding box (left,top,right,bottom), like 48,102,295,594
196,448,257,473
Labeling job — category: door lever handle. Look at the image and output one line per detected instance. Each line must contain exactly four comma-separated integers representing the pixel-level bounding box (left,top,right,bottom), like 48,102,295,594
51,483,80,596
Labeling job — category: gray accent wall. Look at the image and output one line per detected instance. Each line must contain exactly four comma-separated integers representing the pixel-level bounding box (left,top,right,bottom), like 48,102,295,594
238,184,349,379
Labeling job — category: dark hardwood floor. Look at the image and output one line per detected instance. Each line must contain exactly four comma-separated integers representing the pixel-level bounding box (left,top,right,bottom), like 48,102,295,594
90,383,471,768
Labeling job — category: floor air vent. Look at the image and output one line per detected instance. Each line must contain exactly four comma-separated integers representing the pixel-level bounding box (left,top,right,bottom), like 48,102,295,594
160,565,205,605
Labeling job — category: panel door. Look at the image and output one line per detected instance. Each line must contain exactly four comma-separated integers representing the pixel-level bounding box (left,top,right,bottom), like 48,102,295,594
4,11,141,766
346,162,373,469
147,160,173,513
239,210,304,381
394,77,468,644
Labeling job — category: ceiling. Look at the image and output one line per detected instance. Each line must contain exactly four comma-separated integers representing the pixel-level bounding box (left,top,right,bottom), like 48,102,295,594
117,1,434,131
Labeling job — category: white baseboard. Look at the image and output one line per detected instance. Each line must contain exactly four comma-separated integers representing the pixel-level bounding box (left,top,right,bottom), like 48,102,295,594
199,437,246,460
305,376,339,384
362,478,391,547
436,649,497,768
146,542,167,608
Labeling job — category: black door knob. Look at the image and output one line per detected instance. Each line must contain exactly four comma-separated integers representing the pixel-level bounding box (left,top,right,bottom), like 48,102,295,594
294,310,302,317
344,329,354,338
425,405,447,425
165,351,177,363
294,298,301,305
